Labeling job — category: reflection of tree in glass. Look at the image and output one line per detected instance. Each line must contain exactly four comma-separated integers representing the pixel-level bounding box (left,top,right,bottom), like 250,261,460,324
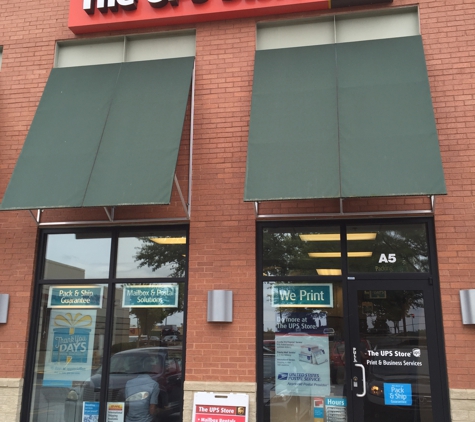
128,237,186,341
263,232,340,276
131,299,183,340
134,237,186,278
349,226,429,273
363,290,424,335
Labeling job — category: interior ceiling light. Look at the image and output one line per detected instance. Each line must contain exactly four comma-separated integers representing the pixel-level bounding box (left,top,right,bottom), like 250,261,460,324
348,233,377,241
150,237,186,245
316,269,342,276
309,252,341,258
299,233,377,241
308,252,373,258
348,251,373,258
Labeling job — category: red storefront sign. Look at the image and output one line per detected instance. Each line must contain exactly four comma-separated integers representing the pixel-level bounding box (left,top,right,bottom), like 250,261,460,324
68,0,330,34
194,405,247,422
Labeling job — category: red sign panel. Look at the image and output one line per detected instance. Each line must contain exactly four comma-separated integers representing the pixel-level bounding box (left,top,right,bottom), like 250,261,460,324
68,0,330,34
194,405,247,422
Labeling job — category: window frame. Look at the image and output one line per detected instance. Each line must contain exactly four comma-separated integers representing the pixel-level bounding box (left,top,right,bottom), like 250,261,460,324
256,217,444,422
21,224,189,422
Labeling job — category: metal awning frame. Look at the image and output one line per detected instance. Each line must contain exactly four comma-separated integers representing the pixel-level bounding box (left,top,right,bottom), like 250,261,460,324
28,65,196,228
254,195,436,220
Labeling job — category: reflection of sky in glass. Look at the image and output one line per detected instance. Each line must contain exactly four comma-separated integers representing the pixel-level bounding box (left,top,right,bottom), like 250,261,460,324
45,234,111,279
116,237,175,278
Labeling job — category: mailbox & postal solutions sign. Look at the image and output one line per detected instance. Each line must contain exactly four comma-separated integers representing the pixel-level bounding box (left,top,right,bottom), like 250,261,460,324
122,284,179,308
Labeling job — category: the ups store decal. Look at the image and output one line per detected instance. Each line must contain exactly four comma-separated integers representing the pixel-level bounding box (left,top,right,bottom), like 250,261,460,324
69,0,392,34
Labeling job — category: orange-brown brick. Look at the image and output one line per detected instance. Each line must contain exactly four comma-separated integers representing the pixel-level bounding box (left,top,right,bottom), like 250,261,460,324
0,0,474,394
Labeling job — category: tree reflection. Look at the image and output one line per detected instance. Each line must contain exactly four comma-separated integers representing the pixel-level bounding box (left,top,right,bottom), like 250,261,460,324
349,227,429,273
262,225,429,276
126,237,187,342
363,290,424,335
263,231,340,276
134,237,186,278
131,302,183,339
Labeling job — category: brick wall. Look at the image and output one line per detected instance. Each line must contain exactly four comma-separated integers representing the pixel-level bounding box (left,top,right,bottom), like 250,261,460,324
186,20,257,382
0,0,475,417
418,0,475,390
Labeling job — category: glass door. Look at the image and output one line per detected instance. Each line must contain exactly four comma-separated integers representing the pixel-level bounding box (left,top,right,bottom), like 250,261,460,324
258,220,450,422
347,280,446,422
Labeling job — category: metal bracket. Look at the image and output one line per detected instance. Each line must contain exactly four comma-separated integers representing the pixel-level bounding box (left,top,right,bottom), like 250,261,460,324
28,209,43,224
175,175,190,220
104,207,115,222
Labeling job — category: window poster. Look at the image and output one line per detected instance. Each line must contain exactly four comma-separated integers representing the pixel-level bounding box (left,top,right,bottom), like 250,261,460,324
43,309,96,387
122,284,179,308
106,402,125,422
83,402,100,422
275,334,330,397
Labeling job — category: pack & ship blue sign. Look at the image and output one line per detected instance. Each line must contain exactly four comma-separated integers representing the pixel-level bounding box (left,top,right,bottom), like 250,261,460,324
122,284,179,308
272,284,333,308
384,383,412,406
48,286,103,308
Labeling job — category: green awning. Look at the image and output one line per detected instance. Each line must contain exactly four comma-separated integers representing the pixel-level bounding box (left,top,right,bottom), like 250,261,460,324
0,57,194,210
244,35,446,201
245,45,340,201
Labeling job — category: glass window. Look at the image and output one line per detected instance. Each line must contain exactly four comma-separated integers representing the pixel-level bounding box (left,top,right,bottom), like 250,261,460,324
263,226,341,276
28,227,187,422
30,284,107,422
106,283,184,421
347,224,429,273
262,281,346,422
116,230,187,278
44,233,112,279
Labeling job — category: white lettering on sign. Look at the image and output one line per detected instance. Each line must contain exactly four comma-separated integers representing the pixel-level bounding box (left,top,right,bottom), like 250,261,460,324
83,0,138,14
279,290,296,301
378,253,396,263
299,289,324,302
326,398,346,406
83,0,206,14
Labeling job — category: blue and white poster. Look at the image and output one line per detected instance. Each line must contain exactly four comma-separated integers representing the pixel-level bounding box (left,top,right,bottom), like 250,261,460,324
324,397,347,421
48,286,103,309
384,383,412,406
83,402,100,422
43,309,96,387
275,334,330,397
122,284,179,308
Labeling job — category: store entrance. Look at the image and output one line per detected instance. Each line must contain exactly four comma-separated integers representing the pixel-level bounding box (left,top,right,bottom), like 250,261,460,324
347,279,446,422
259,220,450,422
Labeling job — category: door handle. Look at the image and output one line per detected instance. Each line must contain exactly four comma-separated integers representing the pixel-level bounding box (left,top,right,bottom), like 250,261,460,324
355,363,366,397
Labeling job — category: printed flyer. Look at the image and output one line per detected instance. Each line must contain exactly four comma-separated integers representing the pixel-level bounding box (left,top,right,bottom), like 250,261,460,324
82,402,99,422
106,402,125,422
43,309,96,387
275,334,330,397
324,397,347,421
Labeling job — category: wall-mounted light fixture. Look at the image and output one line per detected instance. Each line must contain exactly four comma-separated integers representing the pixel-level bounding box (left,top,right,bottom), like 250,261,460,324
460,290,475,324
207,290,233,322
0,294,10,323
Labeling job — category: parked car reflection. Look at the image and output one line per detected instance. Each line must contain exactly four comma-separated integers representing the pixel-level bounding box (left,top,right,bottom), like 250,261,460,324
65,347,182,422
